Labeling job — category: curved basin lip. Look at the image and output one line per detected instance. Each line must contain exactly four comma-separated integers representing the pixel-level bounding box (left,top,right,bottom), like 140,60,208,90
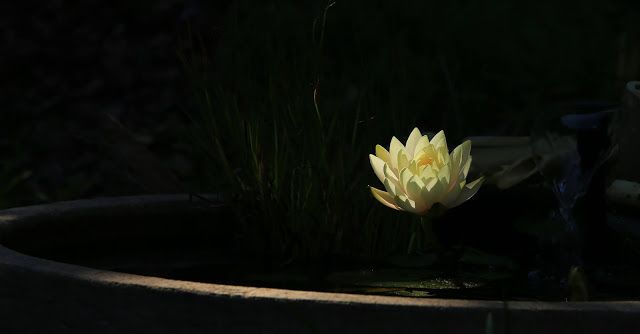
0,245,503,310
0,194,222,222
1,195,640,311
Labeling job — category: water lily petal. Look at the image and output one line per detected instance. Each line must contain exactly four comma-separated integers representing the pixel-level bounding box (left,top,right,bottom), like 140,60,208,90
441,178,464,207
461,156,472,179
400,168,414,192
405,128,422,158
413,135,431,157
370,187,401,210
430,130,448,152
437,163,451,185
369,154,386,184
383,164,400,183
389,136,404,171
422,176,439,191
406,178,421,199
394,194,425,214
420,164,437,180
447,140,471,191
397,148,411,171
415,143,437,167
436,147,449,167
450,140,471,176
406,176,425,200
383,178,398,196
408,160,419,175
384,165,405,197
447,177,485,208
375,144,391,163
421,178,446,207
394,194,413,212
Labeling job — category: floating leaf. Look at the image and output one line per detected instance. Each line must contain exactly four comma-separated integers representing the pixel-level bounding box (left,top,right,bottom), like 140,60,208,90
327,269,485,290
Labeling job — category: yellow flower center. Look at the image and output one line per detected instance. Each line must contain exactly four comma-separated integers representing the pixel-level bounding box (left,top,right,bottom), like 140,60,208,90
416,155,433,168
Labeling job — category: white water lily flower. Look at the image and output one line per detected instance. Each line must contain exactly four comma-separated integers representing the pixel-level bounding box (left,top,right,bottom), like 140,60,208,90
369,127,484,215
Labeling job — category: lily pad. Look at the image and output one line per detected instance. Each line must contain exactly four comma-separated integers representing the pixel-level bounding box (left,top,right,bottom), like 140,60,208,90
389,290,435,297
327,268,485,290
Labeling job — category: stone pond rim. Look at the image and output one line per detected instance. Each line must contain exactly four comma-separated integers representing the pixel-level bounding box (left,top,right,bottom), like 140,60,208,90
0,195,639,334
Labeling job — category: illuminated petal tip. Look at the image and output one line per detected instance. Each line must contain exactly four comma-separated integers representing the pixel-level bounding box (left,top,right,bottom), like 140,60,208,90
459,139,471,152
431,130,449,155
389,136,404,170
461,156,472,178
390,136,404,149
430,130,445,143
375,144,390,163
405,127,422,157
461,140,472,160
369,154,386,184
450,140,472,174
448,176,485,208
466,176,485,188
370,187,401,211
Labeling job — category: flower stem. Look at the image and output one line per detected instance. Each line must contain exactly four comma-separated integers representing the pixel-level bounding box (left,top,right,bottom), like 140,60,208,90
419,216,440,251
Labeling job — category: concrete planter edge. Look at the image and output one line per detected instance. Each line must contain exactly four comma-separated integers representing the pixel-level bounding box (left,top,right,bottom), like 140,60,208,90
0,195,638,334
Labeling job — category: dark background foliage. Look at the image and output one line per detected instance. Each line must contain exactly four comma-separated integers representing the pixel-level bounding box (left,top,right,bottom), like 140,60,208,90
1,0,639,209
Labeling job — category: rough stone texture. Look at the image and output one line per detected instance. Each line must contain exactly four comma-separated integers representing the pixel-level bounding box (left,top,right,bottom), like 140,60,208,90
506,301,640,334
0,195,639,334
0,260,505,334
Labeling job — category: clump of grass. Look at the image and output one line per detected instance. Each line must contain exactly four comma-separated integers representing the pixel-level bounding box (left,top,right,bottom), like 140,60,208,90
179,0,631,264
180,1,409,263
